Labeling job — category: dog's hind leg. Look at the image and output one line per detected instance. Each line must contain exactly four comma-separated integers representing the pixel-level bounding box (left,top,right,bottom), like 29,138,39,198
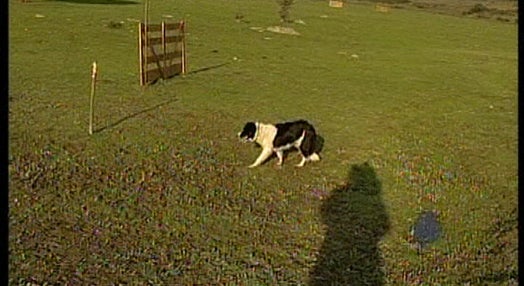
249,148,273,168
275,150,284,165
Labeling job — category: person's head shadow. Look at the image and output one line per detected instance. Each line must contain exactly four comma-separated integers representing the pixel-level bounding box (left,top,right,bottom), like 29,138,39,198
310,162,390,285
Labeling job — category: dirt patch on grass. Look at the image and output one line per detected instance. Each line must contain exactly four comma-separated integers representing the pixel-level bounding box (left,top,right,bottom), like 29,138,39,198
266,26,301,35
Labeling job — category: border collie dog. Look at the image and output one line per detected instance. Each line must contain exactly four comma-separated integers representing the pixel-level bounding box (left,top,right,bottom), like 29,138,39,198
238,120,321,168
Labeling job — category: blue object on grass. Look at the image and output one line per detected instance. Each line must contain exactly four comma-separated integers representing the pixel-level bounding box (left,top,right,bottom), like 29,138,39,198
411,210,441,249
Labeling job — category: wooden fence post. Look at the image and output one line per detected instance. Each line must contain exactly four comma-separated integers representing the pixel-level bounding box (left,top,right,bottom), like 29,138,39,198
89,62,98,135
138,23,144,86
181,20,187,75
162,21,167,78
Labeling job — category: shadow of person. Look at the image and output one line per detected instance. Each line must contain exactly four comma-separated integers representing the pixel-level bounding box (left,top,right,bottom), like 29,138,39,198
310,162,390,285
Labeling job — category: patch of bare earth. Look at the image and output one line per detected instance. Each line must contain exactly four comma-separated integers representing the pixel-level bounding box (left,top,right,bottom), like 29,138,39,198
266,26,300,35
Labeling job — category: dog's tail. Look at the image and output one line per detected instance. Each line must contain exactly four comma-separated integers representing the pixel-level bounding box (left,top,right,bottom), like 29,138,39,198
301,129,322,161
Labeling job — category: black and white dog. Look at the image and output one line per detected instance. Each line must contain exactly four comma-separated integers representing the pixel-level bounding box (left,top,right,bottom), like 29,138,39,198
238,120,322,168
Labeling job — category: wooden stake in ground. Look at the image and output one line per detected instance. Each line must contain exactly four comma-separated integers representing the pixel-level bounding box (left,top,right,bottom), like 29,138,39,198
143,0,149,84
89,61,98,135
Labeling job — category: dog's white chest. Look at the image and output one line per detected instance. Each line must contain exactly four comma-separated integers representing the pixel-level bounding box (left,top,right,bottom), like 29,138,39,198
255,124,278,148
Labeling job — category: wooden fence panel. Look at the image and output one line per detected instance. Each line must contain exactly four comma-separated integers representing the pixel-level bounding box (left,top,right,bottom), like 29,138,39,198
139,21,186,86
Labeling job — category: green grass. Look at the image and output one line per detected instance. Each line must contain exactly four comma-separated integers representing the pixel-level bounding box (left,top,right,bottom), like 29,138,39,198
9,0,517,284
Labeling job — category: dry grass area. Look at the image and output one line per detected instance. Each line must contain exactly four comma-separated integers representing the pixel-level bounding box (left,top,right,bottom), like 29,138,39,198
360,0,518,22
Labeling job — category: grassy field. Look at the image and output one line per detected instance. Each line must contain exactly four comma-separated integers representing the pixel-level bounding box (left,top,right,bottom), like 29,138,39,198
9,0,517,284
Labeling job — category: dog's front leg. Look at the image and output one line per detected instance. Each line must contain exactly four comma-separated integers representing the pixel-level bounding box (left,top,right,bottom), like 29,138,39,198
248,148,273,168
296,156,307,167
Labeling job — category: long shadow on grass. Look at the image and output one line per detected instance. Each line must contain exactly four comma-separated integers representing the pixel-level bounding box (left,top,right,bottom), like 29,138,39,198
52,0,139,4
310,162,389,285
187,63,230,75
95,99,176,133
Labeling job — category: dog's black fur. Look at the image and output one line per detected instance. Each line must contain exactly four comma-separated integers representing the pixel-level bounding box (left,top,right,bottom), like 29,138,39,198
274,120,318,158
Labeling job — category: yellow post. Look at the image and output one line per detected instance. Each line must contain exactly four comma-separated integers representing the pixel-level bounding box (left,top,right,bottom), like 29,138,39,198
89,62,98,135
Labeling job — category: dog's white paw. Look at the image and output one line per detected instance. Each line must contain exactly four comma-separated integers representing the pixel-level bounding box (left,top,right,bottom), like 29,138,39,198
309,153,321,161
248,164,258,168
296,158,306,167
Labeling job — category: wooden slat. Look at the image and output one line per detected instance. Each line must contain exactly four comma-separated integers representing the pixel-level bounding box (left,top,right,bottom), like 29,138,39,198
164,35,184,44
163,51,183,61
145,51,181,63
144,63,182,79
164,60,182,70
145,35,183,46
165,62,183,70
164,63,183,78
146,68,162,82
145,36,163,46
144,48,164,59
145,61,164,69
145,48,163,58
145,24,162,32
163,23,182,30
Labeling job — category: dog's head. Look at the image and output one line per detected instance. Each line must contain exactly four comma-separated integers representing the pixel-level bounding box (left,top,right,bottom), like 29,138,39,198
238,122,257,142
